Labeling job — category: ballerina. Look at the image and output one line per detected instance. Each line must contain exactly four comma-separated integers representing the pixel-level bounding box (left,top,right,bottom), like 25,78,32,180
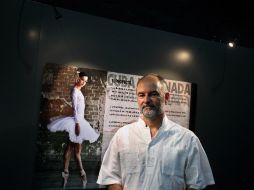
47,71,99,188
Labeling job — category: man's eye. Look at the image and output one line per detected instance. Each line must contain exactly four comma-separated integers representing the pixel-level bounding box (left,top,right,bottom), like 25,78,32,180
138,94,145,97
150,92,159,97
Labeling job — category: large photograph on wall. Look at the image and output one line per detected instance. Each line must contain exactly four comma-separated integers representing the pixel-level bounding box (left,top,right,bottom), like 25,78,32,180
34,63,192,189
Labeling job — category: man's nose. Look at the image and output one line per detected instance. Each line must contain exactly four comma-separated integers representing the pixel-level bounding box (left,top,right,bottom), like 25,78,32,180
143,94,151,103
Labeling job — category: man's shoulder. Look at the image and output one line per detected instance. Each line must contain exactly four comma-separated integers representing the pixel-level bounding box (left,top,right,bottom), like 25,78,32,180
165,117,196,137
117,120,139,132
163,118,200,149
113,119,144,139
110,121,139,145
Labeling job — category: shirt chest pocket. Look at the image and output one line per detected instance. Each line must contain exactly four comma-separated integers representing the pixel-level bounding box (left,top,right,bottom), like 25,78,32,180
162,146,186,178
119,151,139,174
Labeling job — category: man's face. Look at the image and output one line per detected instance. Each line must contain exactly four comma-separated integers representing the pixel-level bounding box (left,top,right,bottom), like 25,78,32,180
78,76,88,87
136,77,165,119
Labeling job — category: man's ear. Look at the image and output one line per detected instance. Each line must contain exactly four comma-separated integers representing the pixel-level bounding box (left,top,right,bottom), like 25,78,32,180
164,92,170,103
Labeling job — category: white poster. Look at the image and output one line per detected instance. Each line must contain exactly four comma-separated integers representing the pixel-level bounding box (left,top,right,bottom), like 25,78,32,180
101,72,192,158
164,79,192,129
103,72,142,132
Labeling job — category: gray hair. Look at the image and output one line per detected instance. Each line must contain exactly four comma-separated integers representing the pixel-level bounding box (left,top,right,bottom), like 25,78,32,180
137,73,168,93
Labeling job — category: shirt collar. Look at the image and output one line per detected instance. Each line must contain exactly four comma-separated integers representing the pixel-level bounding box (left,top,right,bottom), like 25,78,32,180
137,115,171,130
136,115,172,142
138,117,147,129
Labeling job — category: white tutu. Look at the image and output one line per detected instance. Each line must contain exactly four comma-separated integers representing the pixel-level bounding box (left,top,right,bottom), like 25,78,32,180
47,116,99,144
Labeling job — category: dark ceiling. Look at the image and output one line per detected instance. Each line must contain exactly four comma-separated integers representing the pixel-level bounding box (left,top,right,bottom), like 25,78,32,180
34,0,254,49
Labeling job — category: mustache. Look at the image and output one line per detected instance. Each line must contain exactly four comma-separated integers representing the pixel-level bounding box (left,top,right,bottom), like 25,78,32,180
142,105,156,109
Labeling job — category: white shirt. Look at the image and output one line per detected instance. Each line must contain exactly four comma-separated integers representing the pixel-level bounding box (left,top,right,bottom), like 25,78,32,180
72,88,85,123
97,116,215,190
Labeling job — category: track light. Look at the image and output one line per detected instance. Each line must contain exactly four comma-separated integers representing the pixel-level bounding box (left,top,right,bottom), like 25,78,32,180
228,42,235,48
53,6,62,20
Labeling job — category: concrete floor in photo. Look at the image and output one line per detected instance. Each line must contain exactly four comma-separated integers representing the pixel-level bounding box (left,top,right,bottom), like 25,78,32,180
34,169,106,190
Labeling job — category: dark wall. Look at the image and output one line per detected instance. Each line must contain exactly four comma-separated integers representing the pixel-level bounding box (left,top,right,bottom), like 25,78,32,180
1,0,254,189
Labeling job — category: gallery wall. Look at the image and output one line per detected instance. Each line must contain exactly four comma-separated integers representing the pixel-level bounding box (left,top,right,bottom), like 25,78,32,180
1,0,254,189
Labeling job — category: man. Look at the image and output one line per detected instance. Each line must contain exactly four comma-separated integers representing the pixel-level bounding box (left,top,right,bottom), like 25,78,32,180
97,73,214,190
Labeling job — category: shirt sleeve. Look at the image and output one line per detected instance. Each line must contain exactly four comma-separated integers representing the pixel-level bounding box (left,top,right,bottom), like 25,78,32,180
97,133,122,186
185,135,215,189
72,89,79,123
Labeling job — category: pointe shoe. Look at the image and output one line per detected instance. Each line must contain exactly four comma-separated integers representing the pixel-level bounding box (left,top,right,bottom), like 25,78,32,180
80,170,87,188
62,171,69,189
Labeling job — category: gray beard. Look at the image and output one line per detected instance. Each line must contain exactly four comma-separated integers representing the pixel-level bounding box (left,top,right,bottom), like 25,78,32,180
141,106,162,119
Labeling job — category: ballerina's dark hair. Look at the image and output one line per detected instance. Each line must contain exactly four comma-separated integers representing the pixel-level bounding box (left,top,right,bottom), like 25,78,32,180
78,72,87,78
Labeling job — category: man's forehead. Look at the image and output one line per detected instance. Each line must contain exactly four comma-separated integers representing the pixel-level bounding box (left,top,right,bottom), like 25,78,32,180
137,77,161,91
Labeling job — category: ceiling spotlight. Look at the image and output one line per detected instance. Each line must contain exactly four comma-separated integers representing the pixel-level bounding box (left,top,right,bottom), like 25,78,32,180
228,37,239,48
228,42,235,48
